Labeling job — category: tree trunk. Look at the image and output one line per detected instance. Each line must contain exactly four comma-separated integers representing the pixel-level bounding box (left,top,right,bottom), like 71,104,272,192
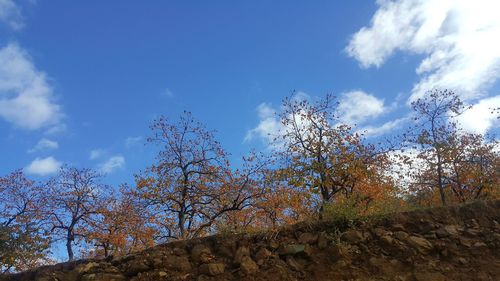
436,156,447,206
66,233,74,261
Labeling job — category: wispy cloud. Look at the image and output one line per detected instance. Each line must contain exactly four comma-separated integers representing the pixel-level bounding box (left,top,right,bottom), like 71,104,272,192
98,155,125,174
89,149,106,160
28,138,58,153
25,156,61,176
161,88,174,98
0,43,63,131
358,116,410,138
0,0,23,30
124,136,143,148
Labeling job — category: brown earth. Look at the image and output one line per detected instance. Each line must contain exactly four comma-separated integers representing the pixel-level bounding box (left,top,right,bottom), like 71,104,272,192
2,200,499,281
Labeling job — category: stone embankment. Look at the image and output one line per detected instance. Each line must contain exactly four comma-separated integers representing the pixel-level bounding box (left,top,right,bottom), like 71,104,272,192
2,200,499,281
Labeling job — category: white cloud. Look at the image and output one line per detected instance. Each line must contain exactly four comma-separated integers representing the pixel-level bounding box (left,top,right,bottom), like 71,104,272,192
244,103,282,144
455,95,500,134
0,0,23,30
246,91,400,145
245,92,314,144
25,156,61,176
0,43,63,130
347,0,500,102
337,91,386,125
124,136,143,148
28,138,58,153
386,148,426,190
89,149,106,160
98,155,125,174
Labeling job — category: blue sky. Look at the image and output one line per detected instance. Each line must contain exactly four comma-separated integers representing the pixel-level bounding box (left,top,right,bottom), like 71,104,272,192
1,0,499,187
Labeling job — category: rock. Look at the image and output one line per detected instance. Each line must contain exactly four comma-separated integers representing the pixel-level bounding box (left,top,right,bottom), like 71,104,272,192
80,273,127,281
394,231,409,241
255,247,272,265
285,256,303,272
191,244,213,264
123,259,150,276
239,256,259,275
459,238,472,248
111,254,135,266
368,256,385,268
493,219,500,230
167,256,192,272
380,235,394,246
372,227,391,238
413,271,447,281
303,244,314,258
435,228,449,238
392,224,406,232
341,230,365,243
278,244,305,255
444,225,460,236
471,242,488,255
234,246,250,264
76,262,99,274
406,236,433,254
415,219,435,233
173,247,188,256
472,241,488,249
298,232,318,244
464,228,481,237
158,271,168,277
424,233,437,240
198,263,225,276
151,257,163,268
467,219,480,229
493,232,500,242
369,257,403,275
269,240,280,250
317,232,330,249
328,244,349,261
458,257,468,265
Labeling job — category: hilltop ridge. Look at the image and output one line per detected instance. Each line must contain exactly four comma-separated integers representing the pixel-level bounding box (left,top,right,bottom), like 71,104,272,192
2,200,499,281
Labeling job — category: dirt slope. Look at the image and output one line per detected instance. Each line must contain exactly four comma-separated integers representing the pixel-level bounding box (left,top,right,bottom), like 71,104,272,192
2,200,499,281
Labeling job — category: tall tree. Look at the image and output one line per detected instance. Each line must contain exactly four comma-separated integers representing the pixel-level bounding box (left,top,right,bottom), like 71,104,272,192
46,166,104,261
274,93,392,213
406,89,469,206
136,112,266,240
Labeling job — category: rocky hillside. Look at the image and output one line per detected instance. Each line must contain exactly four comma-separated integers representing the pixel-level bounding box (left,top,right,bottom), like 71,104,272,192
2,200,499,281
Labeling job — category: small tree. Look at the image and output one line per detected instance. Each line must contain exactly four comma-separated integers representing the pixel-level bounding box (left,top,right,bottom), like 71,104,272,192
84,185,156,258
46,166,104,261
445,133,499,202
0,171,50,272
